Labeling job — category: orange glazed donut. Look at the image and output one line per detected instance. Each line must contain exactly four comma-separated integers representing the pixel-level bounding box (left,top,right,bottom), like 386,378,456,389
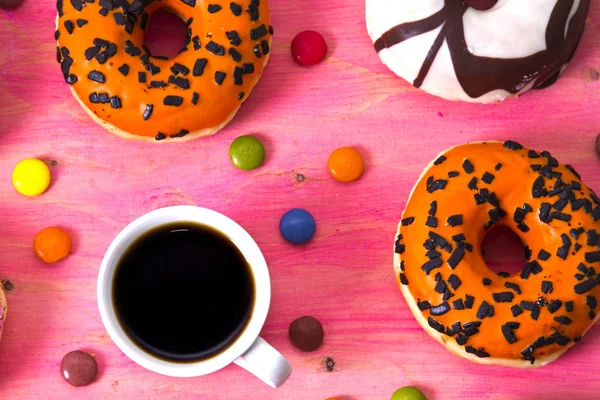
55,0,272,142
394,141,600,367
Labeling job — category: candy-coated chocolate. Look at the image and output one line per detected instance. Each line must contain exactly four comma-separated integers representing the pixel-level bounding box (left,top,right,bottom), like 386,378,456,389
229,135,265,170
56,0,272,141
280,208,316,244
328,147,364,183
395,141,600,367
61,351,98,387
291,30,327,66
289,316,324,352
12,159,51,197
391,386,426,400
34,227,72,264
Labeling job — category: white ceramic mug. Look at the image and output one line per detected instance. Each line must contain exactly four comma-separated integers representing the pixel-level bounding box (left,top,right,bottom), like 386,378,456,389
97,206,292,388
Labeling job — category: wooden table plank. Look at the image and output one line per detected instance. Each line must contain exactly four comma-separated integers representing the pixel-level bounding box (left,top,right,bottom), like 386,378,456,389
1,1,599,399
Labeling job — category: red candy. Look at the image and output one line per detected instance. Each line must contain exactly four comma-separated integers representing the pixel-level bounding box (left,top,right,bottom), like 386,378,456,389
291,30,327,66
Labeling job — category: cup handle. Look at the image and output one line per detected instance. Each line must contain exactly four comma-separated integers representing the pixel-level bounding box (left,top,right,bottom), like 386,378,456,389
234,336,292,388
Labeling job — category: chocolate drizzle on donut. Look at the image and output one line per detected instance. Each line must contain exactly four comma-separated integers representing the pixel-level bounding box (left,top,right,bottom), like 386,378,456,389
396,141,600,364
374,0,590,98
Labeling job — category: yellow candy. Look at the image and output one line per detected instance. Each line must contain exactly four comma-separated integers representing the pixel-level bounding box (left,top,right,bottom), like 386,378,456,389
12,159,51,197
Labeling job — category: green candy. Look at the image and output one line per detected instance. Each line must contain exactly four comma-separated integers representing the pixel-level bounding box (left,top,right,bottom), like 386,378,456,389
229,135,265,171
391,386,426,400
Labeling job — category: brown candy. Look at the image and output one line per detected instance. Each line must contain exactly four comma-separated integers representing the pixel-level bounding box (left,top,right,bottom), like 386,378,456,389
289,316,324,352
0,0,24,9
61,350,98,387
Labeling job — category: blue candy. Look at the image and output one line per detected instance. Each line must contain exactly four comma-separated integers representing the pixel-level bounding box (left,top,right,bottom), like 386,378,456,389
279,208,316,244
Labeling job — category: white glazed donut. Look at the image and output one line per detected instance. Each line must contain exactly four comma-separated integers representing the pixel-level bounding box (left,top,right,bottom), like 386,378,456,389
366,0,590,103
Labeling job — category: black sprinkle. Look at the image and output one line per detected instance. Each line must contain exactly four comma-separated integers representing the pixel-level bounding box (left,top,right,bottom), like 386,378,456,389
482,278,492,286
401,217,415,226
237,92,245,100
434,156,447,165
168,76,191,89
497,271,510,278
250,24,268,40
586,251,600,263
503,140,523,150
565,301,574,312
481,172,495,184
226,30,241,46
531,307,540,321
447,247,465,269
476,301,493,319
575,273,585,281
421,258,443,275
214,71,226,85
495,163,503,171
427,179,448,193
554,316,572,325
504,282,521,295
541,281,553,294
538,250,551,261
501,322,520,344
528,150,540,158
426,216,438,228
430,302,450,316
149,80,168,88
138,72,147,83
447,215,463,227
547,300,562,313
455,334,468,345
452,298,465,310
87,70,105,83
193,36,201,50
64,20,75,34
492,292,514,303
125,46,142,56
253,44,262,58
193,58,208,76
109,96,122,109
399,273,408,285
574,278,596,294
550,211,572,222
230,2,242,15
434,279,447,294
511,305,523,317
417,301,431,311
155,132,166,141
428,201,437,216
228,47,242,62
117,64,130,76
427,317,445,333
462,159,474,174
163,96,183,106
206,41,225,55
77,19,88,27
242,63,255,74
586,295,597,310
207,4,221,13
171,63,190,76
452,234,465,242
448,171,460,178
180,0,196,6
191,92,199,105
464,295,475,309
532,176,546,198
170,130,190,138
448,274,461,290
520,301,537,311
114,12,126,25
143,105,153,120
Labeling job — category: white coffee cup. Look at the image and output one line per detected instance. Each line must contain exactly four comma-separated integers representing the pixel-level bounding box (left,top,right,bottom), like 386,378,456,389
97,206,292,388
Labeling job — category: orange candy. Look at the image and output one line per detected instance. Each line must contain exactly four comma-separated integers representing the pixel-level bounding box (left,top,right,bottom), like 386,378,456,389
328,147,365,182
34,227,72,264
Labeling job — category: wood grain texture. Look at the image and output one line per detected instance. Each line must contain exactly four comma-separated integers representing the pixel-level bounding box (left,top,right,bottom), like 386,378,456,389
1,1,600,399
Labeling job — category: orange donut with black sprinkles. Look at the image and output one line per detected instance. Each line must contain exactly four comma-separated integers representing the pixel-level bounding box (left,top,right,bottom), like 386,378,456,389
55,0,272,142
394,141,600,367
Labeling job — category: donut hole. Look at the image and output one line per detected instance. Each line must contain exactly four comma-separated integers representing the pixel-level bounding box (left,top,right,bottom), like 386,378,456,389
143,9,189,59
481,226,527,276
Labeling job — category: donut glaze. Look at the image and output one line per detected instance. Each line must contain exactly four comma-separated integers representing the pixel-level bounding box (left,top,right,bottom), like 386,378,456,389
56,0,272,142
366,0,590,103
394,141,600,367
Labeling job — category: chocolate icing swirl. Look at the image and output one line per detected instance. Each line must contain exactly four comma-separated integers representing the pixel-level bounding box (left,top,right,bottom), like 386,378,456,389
374,0,590,99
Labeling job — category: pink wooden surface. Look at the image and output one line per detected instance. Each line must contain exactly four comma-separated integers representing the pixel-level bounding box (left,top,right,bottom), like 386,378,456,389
1,1,600,399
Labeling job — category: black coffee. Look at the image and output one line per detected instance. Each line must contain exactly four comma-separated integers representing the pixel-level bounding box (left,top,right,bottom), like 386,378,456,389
112,222,255,362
